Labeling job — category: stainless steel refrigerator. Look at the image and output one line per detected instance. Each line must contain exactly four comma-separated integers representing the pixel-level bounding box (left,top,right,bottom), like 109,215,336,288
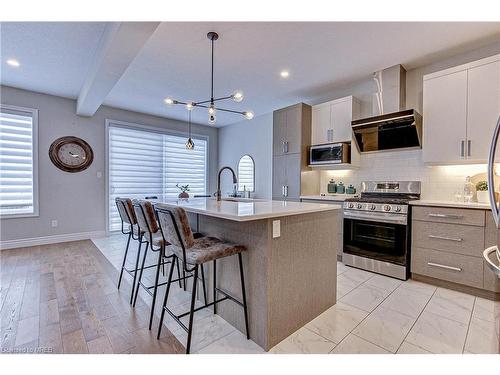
486,115,500,277
486,115,500,349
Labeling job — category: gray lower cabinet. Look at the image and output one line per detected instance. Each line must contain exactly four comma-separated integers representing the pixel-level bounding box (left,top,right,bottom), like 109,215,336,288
411,205,499,296
273,154,301,200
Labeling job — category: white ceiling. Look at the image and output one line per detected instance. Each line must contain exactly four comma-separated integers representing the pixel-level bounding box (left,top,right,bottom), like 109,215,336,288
1,22,500,126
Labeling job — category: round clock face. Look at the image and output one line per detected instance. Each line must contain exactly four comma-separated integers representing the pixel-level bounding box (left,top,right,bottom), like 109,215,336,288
49,136,93,173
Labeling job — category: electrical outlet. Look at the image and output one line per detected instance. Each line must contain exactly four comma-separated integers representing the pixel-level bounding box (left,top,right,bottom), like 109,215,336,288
272,220,280,238
51,220,58,228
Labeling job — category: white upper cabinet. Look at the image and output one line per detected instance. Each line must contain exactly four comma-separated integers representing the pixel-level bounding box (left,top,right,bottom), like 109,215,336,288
466,60,500,163
311,104,330,145
423,54,500,165
311,96,360,145
423,70,468,164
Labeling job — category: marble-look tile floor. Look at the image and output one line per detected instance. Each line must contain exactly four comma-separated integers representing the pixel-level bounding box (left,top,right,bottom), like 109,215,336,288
92,234,500,354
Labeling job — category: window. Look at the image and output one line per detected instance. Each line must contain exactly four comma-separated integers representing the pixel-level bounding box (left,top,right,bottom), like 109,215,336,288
237,154,255,192
107,122,207,231
0,105,38,218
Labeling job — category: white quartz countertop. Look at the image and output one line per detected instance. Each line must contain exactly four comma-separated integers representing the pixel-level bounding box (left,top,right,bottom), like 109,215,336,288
154,198,341,222
410,199,491,210
300,194,357,202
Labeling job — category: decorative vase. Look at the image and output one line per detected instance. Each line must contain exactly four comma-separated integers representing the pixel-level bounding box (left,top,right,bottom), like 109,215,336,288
476,190,489,204
178,192,189,199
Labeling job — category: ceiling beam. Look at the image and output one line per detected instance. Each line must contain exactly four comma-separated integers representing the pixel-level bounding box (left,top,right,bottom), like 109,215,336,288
76,22,160,117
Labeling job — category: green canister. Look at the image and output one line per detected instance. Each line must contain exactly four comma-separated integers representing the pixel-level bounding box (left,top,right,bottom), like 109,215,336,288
346,184,356,194
336,182,345,194
327,179,337,194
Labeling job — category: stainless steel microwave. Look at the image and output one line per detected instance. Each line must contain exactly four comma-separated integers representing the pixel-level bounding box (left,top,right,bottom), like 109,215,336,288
309,142,351,165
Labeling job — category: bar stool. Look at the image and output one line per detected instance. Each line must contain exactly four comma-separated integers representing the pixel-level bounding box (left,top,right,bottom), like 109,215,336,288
155,205,249,354
115,197,147,304
132,199,181,330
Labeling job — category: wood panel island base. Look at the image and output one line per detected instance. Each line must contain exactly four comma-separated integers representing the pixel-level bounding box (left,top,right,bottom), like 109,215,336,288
157,198,340,351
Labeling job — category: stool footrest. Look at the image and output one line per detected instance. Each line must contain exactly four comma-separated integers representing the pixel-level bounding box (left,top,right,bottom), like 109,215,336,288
176,297,229,319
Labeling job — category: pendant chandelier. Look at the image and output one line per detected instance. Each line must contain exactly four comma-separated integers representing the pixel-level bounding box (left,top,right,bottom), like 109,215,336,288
164,31,254,126
186,111,194,150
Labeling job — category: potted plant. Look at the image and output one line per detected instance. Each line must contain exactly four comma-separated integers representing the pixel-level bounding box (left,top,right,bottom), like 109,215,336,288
476,181,489,204
176,183,190,199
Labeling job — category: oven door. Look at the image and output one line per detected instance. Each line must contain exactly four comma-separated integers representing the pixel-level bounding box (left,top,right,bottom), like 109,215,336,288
343,217,408,265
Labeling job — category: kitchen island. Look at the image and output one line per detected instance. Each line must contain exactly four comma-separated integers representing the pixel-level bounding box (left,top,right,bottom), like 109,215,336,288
157,198,341,350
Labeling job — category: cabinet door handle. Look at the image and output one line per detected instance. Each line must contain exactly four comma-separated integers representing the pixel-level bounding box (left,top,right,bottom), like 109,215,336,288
282,185,285,197
428,213,464,219
428,234,463,242
467,140,471,157
285,141,289,153
284,185,288,197
427,262,462,272
282,141,286,154
460,140,465,158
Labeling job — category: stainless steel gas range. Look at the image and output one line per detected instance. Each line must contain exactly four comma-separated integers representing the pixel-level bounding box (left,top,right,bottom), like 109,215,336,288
342,181,421,280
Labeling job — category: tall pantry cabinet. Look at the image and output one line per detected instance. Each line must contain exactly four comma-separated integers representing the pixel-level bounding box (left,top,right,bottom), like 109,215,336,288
272,103,312,200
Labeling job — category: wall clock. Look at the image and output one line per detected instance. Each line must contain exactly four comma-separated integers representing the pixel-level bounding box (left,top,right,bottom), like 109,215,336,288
49,136,94,173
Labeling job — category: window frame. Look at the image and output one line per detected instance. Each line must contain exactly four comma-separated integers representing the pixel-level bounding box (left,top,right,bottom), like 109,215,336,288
237,154,255,193
105,118,209,233
0,104,39,219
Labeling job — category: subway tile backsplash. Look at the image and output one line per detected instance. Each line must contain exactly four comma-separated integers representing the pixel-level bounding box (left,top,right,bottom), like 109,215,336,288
319,149,487,200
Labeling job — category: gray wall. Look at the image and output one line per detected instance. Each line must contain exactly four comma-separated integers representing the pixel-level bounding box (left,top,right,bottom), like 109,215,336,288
0,85,219,242
218,113,273,199
217,42,500,198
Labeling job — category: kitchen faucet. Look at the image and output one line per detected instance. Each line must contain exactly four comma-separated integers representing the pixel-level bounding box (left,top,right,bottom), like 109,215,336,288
216,166,238,201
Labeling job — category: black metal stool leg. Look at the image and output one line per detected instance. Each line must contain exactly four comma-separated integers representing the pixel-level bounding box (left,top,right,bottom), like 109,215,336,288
238,253,250,339
182,267,187,291
133,242,149,307
200,263,207,305
130,237,143,304
175,257,182,288
186,265,198,354
213,259,217,314
148,246,163,330
157,255,176,340
118,232,132,290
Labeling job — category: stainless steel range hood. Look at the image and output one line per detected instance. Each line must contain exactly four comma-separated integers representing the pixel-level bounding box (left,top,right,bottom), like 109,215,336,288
352,65,422,153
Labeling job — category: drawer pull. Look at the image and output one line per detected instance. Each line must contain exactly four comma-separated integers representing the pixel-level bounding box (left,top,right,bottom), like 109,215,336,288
428,234,463,242
427,262,462,272
428,213,464,219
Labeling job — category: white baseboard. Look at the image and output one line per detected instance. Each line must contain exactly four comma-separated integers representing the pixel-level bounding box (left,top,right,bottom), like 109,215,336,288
0,230,106,250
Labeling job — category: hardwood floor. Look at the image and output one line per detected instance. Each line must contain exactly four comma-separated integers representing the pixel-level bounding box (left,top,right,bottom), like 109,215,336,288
0,240,184,354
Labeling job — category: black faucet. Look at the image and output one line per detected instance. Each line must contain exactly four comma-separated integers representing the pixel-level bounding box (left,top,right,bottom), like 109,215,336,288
216,166,238,201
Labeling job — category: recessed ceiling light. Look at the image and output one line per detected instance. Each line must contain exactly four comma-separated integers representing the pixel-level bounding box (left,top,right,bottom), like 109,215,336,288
280,70,289,78
6,59,20,67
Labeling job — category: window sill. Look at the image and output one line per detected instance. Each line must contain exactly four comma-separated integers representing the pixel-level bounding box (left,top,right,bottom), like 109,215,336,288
1,212,39,220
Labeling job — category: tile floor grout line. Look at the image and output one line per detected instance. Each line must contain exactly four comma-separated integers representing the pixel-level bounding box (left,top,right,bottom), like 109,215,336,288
393,286,438,354
461,296,476,354
339,280,411,353
330,273,408,353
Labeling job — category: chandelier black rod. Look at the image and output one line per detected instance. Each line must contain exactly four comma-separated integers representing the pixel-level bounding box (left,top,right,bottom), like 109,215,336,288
194,95,232,106
194,103,246,115
211,37,214,103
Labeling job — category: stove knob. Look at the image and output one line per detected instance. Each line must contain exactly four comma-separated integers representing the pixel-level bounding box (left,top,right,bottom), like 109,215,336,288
370,204,376,210
356,203,363,209
383,204,391,212
348,202,354,209
395,206,402,212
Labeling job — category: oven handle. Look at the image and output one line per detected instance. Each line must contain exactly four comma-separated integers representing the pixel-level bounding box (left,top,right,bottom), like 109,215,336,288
343,210,407,225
